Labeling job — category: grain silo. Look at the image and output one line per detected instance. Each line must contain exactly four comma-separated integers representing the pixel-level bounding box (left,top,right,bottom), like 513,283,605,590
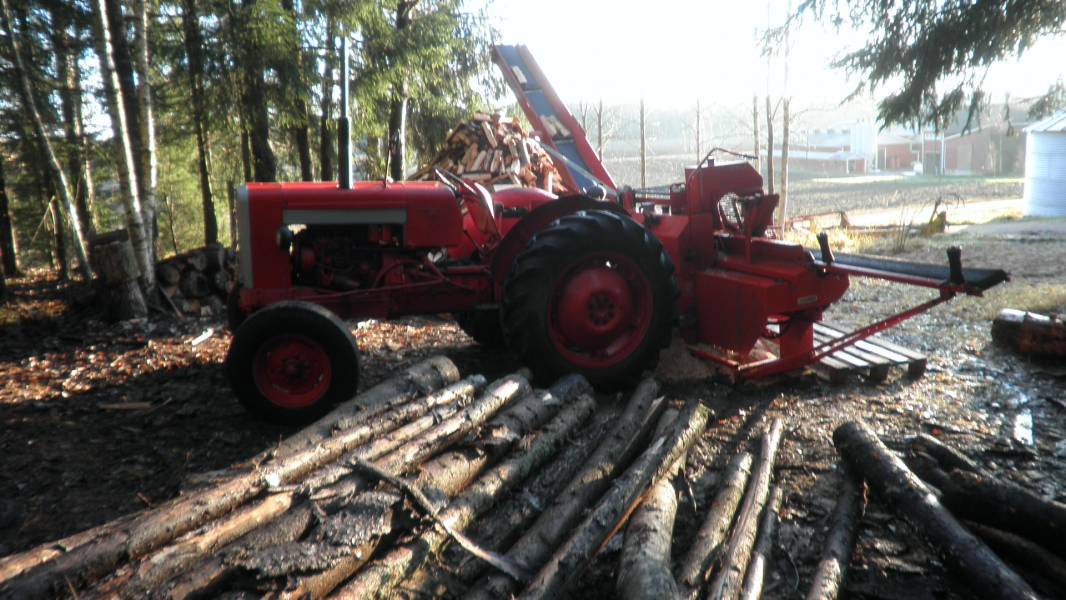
1024,110,1066,217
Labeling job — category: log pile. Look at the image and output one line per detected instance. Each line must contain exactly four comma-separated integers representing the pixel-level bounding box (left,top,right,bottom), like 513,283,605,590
0,358,723,600
992,308,1066,358
154,243,237,318
411,113,569,194
832,421,1066,600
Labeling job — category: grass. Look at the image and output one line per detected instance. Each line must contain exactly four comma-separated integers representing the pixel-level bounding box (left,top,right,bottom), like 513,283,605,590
946,281,1066,322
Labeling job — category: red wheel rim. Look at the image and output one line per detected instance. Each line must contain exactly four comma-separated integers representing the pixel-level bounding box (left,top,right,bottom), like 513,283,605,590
252,335,332,409
548,253,654,369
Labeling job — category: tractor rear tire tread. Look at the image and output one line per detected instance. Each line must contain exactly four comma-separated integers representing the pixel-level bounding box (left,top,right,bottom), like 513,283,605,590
502,210,677,389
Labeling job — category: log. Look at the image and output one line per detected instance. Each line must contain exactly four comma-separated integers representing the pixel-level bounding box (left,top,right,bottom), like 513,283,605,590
466,379,667,600
202,243,225,272
617,409,685,600
706,419,784,600
992,309,1066,357
962,520,1066,595
93,236,147,321
805,467,866,600
518,399,711,600
832,420,1039,600
332,394,598,599
907,434,982,474
415,374,588,497
182,250,208,272
208,269,229,296
157,262,181,286
0,513,138,583
738,484,784,600
0,359,460,598
676,452,755,596
450,409,616,584
179,270,211,299
943,469,1066,557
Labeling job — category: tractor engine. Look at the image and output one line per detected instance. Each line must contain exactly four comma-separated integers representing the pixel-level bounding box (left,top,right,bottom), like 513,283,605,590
290,224,406,291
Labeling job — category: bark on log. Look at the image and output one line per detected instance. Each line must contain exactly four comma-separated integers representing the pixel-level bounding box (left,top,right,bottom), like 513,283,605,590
156,262,181,286
992,309,1066,357
805,467,866,600
706,419,784,600
0,359,459,598
617,409,685,600
963,520,1066,595
943,469,1066,557
450,410,616,584
518,399,711,600
179,270,210,298
907,434,982,474
676,452,755,596
333,395,598,599
0,513,138,583
466,378,667,600
738,484,784,600
832,420,1039,600
182,250,208,272
93,236,147,320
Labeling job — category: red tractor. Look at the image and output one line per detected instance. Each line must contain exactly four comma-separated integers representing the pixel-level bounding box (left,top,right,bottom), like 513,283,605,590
226,43,1007,421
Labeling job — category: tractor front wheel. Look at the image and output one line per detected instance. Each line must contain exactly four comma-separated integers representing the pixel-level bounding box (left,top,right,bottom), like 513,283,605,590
502,210,676,388
456,310,505,348
226,301,359,423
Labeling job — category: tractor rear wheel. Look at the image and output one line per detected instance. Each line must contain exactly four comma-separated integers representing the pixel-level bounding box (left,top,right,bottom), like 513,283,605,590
226,301,359,423
456,310,505,348
502,210,676,389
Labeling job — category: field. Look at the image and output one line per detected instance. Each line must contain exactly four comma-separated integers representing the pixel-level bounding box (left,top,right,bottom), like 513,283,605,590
1,177,1064,598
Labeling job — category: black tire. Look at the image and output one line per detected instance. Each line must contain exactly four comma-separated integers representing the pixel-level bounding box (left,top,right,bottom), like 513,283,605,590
456,310,506,348
225,301,359,424
501,210,676,389
226,286,248,331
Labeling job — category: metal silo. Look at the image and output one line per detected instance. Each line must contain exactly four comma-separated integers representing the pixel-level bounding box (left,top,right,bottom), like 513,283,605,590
1024,111,1066,217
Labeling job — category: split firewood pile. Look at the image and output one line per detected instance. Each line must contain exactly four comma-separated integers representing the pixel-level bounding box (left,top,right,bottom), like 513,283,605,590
827,421,1066,600
154,243,237,319
0,357,719,599
410,114,569,194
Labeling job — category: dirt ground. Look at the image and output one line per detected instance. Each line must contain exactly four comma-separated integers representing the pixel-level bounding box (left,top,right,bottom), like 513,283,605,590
1,214,1064,598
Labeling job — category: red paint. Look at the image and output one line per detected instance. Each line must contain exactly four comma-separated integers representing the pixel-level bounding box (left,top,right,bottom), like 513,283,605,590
252,334,332,408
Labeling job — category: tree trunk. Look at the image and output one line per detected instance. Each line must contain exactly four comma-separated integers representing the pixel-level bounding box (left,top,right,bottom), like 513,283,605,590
51,7,95,240
707,419,784,600
92,233,148,321
226,183,236,249
907,433,982,474
779,97,789,229
639,98,646,190
91,0,152,286
1,0,91,280
765,97,774,195
49,197,70,281
832,420,1039,600
617,410,685,600
281,0,313,181
963,520,1066,595
805,467,866,600
467,379,667,600
239,126,252,182
319,17,335,182
133,0,157,260
0,157,21,277
239,0,277,182
677,452,755,597
181,0,218,245
597,98,604,159
752,95,760,174
103,0,146,208
334,396,598,600
387,1,412,181
520,400,710,600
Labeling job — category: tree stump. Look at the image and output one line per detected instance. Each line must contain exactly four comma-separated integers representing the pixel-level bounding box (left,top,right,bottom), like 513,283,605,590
991,309,1066,358
91,232,147,321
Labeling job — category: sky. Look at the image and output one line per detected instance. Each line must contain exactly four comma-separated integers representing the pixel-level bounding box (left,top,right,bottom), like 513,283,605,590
481,0,1066,110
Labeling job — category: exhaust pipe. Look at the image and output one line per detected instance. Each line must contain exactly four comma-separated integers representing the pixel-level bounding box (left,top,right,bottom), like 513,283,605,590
337,35,352,189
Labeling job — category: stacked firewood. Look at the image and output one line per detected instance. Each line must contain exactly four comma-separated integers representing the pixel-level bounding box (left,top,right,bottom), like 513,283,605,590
155,243,237,318
0,357,712,600
830,421,1066,600
411,113,569,194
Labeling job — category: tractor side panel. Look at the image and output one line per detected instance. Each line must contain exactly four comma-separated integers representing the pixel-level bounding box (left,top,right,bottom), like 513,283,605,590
696,269,789,353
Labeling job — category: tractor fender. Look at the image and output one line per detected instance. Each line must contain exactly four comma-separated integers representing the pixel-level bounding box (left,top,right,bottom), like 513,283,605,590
489,195,631,300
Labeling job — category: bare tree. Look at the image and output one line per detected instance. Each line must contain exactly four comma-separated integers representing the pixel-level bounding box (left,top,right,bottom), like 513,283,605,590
133,0,157,258
1,0,92,279
752,95,761,174
639,98,646,189
0,157,19,277
182,0,218,244
765,97,774,194
92,0,153,286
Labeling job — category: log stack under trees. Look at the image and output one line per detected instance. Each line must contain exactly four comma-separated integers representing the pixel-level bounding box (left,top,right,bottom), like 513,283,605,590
154,243,237,318
411,114,569,194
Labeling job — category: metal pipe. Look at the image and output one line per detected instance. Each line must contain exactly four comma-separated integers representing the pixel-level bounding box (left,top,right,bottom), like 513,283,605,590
337,35,352,189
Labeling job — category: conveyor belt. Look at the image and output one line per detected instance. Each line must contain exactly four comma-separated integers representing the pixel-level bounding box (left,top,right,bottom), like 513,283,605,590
829,251,1009,291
